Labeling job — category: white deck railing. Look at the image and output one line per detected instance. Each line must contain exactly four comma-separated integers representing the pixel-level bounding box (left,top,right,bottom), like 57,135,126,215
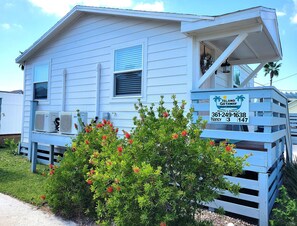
191,87,292,226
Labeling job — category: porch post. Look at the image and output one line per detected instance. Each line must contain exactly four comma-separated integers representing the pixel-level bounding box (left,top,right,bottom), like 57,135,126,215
198,33,248,88
28,101,37,162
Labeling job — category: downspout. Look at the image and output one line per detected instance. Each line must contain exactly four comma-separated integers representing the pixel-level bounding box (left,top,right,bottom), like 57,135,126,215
96,63,101,119
61,69,67,111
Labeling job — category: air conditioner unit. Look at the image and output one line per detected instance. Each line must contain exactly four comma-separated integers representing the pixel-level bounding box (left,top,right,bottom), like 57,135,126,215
59,111,88,134
34,111,59,132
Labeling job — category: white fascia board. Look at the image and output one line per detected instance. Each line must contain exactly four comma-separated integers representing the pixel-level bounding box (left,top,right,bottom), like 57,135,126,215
77,5,214,22
181,8,262,33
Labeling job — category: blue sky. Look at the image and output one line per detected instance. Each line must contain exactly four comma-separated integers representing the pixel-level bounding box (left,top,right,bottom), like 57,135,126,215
1,0,297,92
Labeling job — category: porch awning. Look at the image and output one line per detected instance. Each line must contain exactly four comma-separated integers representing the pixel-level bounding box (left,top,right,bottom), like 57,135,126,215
181,7,282,65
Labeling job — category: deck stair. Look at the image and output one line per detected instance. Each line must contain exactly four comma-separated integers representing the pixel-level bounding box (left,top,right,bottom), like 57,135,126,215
191,87,292,226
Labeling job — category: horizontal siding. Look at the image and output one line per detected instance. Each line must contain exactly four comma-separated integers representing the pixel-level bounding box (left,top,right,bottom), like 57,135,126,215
22,14,189,144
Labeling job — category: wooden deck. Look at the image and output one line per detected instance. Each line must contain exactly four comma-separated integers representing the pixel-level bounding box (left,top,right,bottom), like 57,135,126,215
191,87,291,226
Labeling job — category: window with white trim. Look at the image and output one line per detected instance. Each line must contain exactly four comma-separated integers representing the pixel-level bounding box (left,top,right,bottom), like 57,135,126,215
114,44,142,96
33,64,49,99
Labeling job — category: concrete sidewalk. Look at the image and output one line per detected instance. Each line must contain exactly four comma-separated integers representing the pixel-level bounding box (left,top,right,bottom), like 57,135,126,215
0,193,77,226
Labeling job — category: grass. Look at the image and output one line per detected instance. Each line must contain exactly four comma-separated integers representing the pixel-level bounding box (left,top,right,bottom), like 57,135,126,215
0,147,48,205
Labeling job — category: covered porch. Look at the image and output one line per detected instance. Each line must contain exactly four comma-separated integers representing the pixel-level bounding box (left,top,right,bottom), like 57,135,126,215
185,7,291,226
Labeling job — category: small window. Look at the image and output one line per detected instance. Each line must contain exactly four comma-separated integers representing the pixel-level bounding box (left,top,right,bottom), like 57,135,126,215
33,64,49,99
114,45,142,96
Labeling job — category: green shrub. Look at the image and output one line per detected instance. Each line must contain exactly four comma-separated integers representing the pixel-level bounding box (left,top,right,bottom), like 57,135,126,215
4,138,18,155
270,186,297,226
45,113,102,220
87,96,248,225
284,158,297,200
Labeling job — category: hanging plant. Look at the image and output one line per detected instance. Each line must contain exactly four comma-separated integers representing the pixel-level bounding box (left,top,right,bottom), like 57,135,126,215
200,45,214,75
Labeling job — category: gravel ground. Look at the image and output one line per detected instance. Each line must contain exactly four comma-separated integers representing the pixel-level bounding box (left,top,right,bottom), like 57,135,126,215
0,193,256,226
198,210,256,226
0,193,77,226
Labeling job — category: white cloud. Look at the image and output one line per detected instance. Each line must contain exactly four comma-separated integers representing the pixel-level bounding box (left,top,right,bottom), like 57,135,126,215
133,1,164,12
28,0,164,17
0,23,23,30
28,0,133,17
291,14,297,23
276,11,286,17
1,23,11,30
291,0,297,24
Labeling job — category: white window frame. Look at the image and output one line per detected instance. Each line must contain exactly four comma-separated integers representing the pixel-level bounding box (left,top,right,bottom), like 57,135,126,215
32,61,51,103
110,39,147,103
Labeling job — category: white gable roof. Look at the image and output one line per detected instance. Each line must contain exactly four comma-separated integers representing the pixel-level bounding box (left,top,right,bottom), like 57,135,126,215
16,6,282,64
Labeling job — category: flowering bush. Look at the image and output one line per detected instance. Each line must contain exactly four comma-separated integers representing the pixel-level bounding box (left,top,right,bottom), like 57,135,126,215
86,96,248,225
45,96,248,225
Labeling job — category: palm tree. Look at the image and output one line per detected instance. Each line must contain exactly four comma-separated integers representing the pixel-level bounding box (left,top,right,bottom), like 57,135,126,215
263,62,281,86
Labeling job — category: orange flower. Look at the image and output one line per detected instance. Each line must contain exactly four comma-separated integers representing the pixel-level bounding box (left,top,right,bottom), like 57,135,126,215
209,140,215,146
96,123,103,128
181,130,187,137
125,132,131,139
133,167,140,173
172,133,178,139
128,139,133,144
117,146,123,154
89,169,95,175
40,195,46,200
107,186,113,193
102,135,107,140
87,179,93,185
225,146,232,152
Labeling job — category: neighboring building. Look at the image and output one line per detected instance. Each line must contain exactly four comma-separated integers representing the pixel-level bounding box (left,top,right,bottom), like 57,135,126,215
16,6,284,225
0,91,23,144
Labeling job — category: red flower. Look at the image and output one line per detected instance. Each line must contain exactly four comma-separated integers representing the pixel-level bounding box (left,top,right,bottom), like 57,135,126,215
172,133,178,140
102,135,107,140
89,169,95,175
109,123,113,128
181,130,187,137
87,179,93,185
106,120,111,125
209,140,215,146
117,146,123,153
85,127,91,133
102,119,107,125
125,132,131,139
49,164,54,169
107,186,113,193
128,139,133,145
72,147,76,152
133,167,140,173
85,140,90,145
49,170,54,175
40,195,46,200
225,146,232,152
160,222,166,226
163,112,169,118
96,123,103,128
115,128,119,133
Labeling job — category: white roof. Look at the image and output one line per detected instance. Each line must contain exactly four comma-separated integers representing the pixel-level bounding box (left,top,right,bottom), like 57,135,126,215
16,6,282,64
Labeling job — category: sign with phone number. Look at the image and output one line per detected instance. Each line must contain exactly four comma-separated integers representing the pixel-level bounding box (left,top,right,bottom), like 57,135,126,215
209,94,249,123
